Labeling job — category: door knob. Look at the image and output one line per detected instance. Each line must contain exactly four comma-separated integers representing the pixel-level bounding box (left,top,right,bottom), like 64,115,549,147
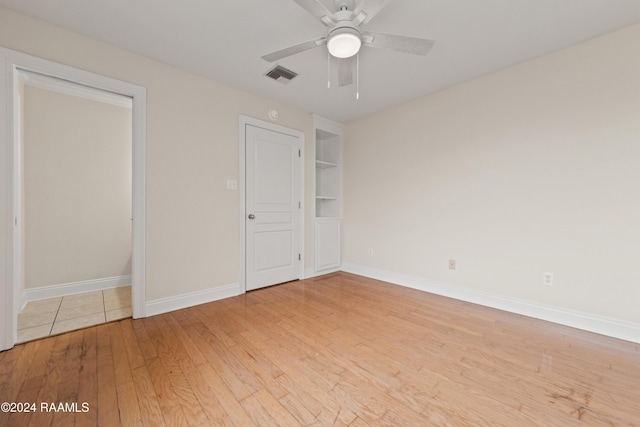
248,214,255,219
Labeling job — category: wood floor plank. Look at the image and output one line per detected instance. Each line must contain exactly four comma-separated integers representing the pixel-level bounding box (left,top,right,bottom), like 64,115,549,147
240,394,280,427
27,333,71,427
1,340,35,399
115,380,143,426
182,321,255,402
96,323,120,426
165,334,230,425
192,359,257,427
107,321,134,386
108,322,145,425
76,328,98,427
51,329,84,427
145,357,189,427
1,272,638,426
130,365,166,427
0,342,25,388
226,332,288,400
252,388,301,427
193,307,238,349
164,313,208,366
119,318,147,371
0,345,32,421
145,315,210,426
192,324,264,398
277,392,317,425
267,343,345,418
132,318,158,361
0,339,50,427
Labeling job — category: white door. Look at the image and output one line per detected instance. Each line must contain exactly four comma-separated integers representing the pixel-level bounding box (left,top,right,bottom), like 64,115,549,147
245,124,301,291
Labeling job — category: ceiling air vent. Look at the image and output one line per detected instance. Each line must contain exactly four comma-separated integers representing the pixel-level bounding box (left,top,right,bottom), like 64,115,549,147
265,65,297,84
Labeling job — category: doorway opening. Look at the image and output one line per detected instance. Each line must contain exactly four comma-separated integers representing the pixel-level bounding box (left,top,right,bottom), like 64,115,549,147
16,71,133,342
0,47,147,351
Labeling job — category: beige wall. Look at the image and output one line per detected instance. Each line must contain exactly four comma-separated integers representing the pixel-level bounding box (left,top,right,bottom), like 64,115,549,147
0,7,313,301
23,84,132,288
343,23,640,324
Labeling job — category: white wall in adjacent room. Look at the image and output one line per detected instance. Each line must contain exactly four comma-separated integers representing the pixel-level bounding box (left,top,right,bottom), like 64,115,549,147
23,84,132,289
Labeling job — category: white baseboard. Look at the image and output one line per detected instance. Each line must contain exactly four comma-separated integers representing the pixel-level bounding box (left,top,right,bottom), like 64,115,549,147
24,275,132,304
304,267,341,279
18,291,28,313
145,283,241,317
341,263,640,344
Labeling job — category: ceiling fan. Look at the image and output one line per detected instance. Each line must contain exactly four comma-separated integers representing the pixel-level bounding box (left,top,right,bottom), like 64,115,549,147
261,0,436,89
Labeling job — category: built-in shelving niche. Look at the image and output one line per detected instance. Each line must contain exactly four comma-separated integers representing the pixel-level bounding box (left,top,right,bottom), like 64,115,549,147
313,116,342,273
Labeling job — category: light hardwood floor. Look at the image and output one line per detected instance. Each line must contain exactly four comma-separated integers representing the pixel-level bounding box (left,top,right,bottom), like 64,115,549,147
1,272,638,426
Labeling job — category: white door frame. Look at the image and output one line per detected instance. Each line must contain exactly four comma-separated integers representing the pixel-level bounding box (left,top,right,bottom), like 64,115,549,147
238,115,305,292
0,47,147,351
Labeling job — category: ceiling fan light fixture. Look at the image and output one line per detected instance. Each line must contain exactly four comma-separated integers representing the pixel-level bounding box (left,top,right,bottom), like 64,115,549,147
328,28,361,58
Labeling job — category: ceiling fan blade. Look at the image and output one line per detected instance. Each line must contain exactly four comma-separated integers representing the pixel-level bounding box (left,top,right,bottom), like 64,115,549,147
362,31,435,55
352,0,392,25
261,36,327,62
337,57,354,87
292,0,336,26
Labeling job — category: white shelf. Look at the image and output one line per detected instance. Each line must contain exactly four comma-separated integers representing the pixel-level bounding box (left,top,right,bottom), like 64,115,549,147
316,160,338,169
316,195,337,200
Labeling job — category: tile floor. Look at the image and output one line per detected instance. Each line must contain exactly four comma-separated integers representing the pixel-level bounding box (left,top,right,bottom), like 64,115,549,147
17,286,132,343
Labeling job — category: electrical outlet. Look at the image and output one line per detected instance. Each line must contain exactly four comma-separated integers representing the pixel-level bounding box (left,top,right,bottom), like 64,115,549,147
449,259,456,270
368,248,374,257
543,272,553,286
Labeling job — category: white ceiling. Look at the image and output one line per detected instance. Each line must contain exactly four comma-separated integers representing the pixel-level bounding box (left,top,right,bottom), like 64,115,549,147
3,0,640,123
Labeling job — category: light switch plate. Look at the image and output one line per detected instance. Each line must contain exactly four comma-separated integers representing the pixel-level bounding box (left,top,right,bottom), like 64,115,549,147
226,179,238,190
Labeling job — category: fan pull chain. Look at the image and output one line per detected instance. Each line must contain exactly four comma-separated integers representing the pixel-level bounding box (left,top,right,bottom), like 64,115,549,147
327,50,331,88
356,52,360,100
